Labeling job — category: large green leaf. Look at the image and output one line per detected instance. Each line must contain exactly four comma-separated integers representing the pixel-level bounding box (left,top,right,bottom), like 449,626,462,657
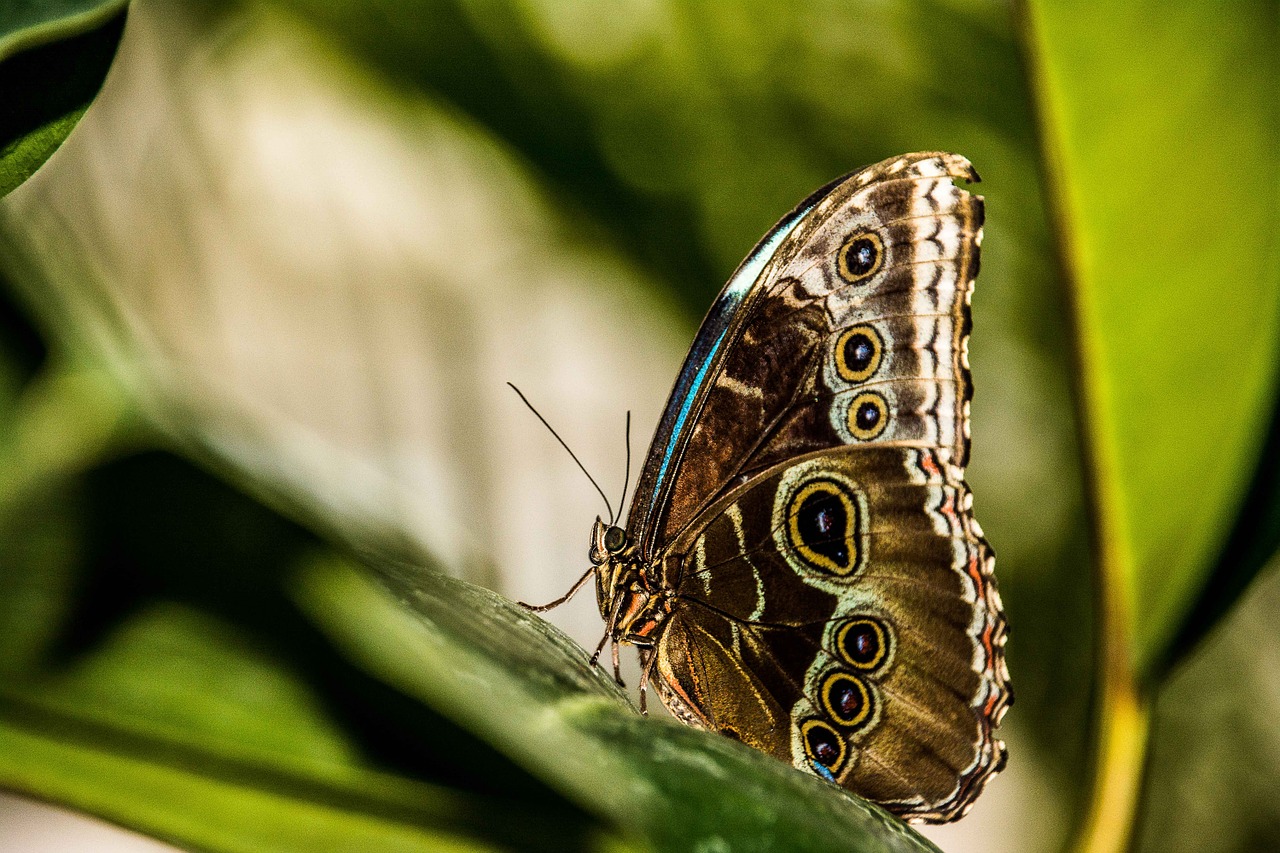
295,555,941,853
1020,0,1280,680
0,437,613,852
1019,3,1280,849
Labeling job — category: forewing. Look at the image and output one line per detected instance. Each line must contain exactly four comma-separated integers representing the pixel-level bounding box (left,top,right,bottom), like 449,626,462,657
629,152,982,555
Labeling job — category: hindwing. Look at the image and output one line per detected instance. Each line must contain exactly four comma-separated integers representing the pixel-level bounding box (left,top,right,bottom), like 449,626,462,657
653,446,1008,821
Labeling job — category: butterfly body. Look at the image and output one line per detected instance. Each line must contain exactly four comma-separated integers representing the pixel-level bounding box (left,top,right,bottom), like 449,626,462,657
575,152,1009,823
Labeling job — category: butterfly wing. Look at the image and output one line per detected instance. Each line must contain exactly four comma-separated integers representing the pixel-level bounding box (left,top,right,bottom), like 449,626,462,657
653,446,1007,822
628,152,981,555
628,152,1008,821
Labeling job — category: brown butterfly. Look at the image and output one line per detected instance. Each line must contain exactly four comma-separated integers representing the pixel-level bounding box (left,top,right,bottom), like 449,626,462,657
527,152,1010,823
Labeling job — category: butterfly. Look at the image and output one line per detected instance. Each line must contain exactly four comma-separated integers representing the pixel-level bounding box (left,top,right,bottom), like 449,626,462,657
526,152,1010,823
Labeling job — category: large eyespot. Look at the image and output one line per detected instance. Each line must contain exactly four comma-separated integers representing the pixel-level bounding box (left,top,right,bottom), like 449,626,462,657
786,478,861,576
603,525,626,553
836,618,890,672
801,719,847,775
836,231,883,284
846,391,888,440
834,325,883,382
821,672,873,729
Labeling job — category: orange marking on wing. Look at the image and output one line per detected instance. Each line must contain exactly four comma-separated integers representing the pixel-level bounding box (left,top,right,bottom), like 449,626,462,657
966,553,982,588
941,491,959,524
919,450,941,478
977,619,1003,718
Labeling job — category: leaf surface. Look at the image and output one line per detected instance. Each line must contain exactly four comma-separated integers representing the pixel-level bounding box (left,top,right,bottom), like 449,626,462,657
295,555,943,853
1021,0,1280,677
0,2,125,195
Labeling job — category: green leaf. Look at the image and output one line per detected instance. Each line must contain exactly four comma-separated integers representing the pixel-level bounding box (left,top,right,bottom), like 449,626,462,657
1019,5,1280,850
1162,391,1280,670
295,554,942,853
0,5,126,196
1138,559,1280,853
1,0,125,59
1020,0,1280,681
0,694,524,853
0,445,615,852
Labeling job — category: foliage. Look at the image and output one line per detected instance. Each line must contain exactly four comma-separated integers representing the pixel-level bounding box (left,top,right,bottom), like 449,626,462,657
0,1,1277,851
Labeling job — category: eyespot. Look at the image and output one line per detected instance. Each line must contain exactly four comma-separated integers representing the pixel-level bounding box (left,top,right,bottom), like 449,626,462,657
786,478,861,576
834,325,883,382
604,525,626,553
801,718,847,774
836,232,883,284
836,618,890,672
820,672,873,729
846,392,888,440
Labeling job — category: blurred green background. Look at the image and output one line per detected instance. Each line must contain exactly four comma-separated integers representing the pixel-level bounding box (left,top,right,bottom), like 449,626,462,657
0,1,1277,852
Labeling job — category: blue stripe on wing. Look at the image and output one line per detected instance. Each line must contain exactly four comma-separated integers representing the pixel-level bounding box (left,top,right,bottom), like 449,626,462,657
632,171,847,548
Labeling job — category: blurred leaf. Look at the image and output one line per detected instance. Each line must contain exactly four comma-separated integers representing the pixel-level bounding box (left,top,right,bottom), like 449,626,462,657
1020,0,1280,679
0,0,124,58
1163,394,1280,671
0,6,125,195
0,447,612,852
0,0,689,619
0,696,542,853
0,359,140,527
1137,556,1280,853
296,554,943,853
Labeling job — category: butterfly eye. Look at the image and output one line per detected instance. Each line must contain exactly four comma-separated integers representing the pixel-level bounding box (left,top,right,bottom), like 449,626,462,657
846,392,889,440
836,618,890,671
820,672,873,729
836,231,884,283
834,325,883,382
785,478,863,576
800,719,847,774
604,525,626,553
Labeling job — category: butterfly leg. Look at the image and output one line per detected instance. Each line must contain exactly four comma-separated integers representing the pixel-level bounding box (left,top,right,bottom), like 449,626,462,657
589,625,611,667
518,566,595,612
637,648,658,716
590,593,627,667
610,639,629,688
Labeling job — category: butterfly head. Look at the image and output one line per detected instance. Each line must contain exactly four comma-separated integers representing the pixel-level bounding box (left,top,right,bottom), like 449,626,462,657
589,516,631,622
588,516,628,566
587,516,669,646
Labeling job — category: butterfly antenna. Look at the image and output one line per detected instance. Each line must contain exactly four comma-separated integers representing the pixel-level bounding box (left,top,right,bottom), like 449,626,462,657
507,382,613,523
616,411,632,526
